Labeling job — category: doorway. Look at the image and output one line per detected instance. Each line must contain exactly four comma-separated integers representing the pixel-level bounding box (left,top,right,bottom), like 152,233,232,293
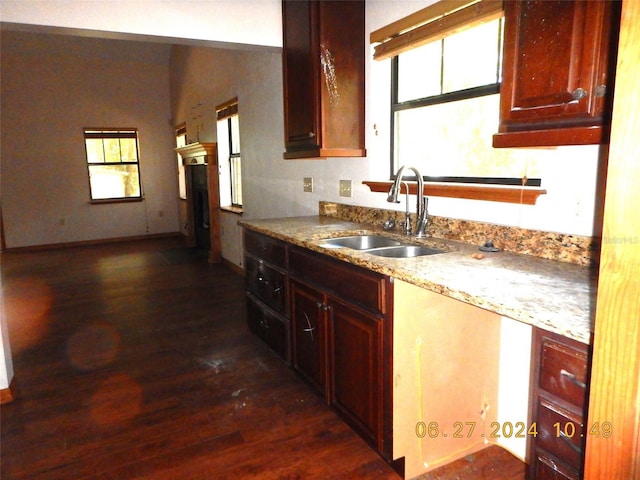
190,164,210,251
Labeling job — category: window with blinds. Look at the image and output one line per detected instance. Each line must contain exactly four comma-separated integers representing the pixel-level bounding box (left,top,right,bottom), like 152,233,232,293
373,0,545,187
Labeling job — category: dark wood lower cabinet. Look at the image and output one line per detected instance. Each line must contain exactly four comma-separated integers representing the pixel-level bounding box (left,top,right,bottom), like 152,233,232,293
288,246,393,461
290,279,385,449
243,231,392,464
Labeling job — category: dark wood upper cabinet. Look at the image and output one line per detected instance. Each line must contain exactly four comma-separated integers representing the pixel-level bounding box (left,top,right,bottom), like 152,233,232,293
282,0,366,159
493,0,620,148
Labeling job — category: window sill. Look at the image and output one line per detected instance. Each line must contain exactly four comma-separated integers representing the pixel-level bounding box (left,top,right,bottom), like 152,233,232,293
220,206,243,215
90,197,144,205
362,181,546,205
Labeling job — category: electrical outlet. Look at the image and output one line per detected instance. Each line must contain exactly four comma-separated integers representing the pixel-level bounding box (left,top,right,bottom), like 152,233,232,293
303,177,313,193
339,179,352,197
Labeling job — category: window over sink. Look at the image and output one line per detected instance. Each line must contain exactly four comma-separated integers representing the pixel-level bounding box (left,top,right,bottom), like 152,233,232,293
391,10,549,188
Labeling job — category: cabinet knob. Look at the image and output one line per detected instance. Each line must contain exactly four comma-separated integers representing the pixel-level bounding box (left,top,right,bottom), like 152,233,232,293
572,88,588,100
594,84,607,98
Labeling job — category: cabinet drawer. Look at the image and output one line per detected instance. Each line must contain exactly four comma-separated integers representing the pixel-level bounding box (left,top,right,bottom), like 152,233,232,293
244,230,287,268
245,256,287,315
536,399,584,470
289,247,388,315
539,336,589,407
246,294,289,361
533,449,579,480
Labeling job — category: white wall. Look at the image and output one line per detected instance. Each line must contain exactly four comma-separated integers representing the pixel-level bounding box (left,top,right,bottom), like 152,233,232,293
0,0,282,50
1,31,179,248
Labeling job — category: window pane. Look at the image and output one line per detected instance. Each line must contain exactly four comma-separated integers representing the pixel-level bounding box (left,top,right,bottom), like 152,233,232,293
395,93,540,178
120,137,138,162
230,115,240,154
442,19,501,93
85,139,105,163
397,40,442,102
103,138,122,163
231,156,242,207
88,164,141,199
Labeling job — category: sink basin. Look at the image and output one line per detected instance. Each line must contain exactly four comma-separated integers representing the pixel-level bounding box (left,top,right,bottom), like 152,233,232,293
320,235,402,250
364,245,445,258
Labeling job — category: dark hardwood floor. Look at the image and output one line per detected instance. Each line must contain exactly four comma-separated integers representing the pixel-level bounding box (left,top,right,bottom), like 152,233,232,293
1,238,525,479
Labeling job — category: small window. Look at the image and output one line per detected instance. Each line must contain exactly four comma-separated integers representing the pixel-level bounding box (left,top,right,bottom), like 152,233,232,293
175,123,187,200
216,99,242,209
84,128,143,201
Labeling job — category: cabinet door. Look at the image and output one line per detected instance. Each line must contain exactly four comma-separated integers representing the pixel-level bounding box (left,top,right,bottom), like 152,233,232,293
281,0,366,158
495,0,619,147
282,0,319,151
290,281,326,395
328,298,382,448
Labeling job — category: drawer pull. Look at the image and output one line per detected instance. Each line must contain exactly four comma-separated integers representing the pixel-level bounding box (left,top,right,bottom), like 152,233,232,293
303,313,316,342
559,430,582,455
561,369,587,389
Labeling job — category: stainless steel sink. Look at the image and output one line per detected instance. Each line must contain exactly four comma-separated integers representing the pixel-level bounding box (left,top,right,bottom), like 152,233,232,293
320,235,402,250
364,245,445,258
320,234,446,258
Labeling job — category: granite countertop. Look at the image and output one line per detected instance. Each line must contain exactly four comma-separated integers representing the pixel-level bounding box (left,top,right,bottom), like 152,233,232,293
240,215,597,344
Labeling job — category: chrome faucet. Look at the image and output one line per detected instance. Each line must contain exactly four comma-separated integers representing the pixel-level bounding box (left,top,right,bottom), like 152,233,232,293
387,166,429,237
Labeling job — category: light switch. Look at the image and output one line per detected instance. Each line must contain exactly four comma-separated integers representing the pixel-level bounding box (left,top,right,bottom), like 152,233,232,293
303,177,313,193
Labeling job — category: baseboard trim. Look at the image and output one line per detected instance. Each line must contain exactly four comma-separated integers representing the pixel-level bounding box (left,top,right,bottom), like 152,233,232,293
1,379,16,404
3,232,182,253
222,258,245,276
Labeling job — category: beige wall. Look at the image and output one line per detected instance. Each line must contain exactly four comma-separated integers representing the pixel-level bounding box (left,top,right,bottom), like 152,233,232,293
0,31,179,248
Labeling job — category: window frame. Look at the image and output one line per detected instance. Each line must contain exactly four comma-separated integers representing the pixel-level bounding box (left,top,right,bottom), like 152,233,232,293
367,0,546,205
83,128,144,204
388,17,529,185
175,123,187,200
216,98,243,211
